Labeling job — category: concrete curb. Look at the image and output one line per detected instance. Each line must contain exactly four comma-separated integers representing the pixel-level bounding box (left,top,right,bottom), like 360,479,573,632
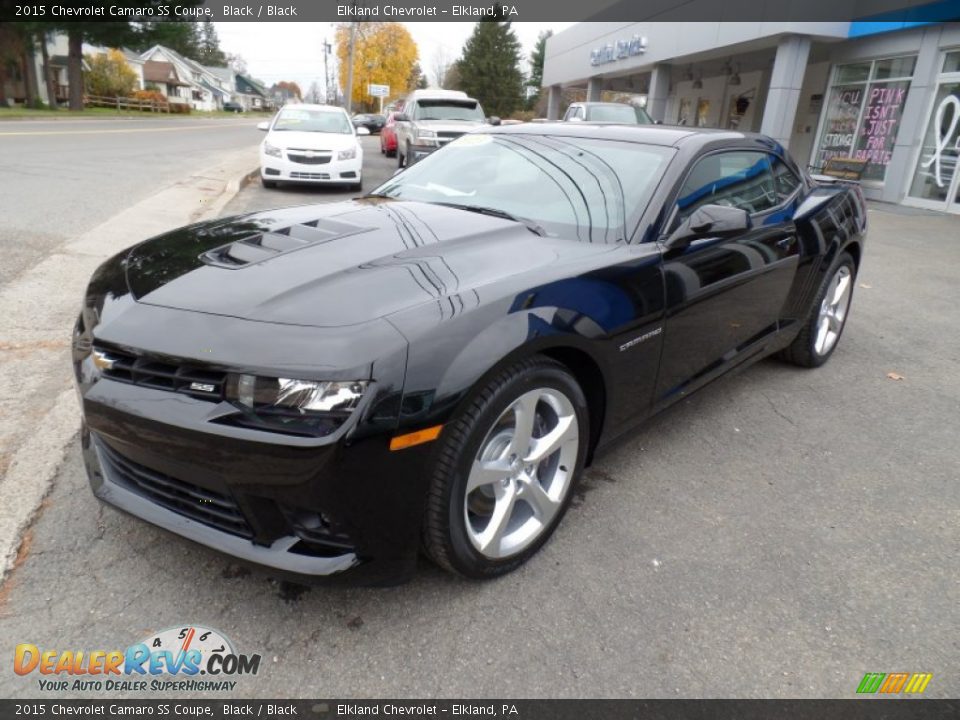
0,153,258,585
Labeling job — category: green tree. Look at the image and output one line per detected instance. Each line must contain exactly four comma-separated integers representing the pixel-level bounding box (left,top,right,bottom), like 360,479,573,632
526,30,551,110
134,21,201,59
196,20,226,66
456,9,524,117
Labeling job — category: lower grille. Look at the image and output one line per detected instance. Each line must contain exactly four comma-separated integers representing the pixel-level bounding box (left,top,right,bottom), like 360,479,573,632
282,507,354,553
99,441,253,539
437,131,465,144
290,172,330,180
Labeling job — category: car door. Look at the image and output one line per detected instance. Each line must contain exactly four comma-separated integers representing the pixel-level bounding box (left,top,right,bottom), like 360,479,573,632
653,149,801,403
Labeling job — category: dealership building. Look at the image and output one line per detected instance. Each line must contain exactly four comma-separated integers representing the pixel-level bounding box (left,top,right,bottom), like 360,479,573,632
542,21,960,213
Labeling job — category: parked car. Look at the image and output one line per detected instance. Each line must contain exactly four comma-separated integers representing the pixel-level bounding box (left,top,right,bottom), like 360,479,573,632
73,125,866,584
393,88,495,167
222,101,243,113
380,112,399,157
257,103,368,191
352,113,385,134
563,102,653,124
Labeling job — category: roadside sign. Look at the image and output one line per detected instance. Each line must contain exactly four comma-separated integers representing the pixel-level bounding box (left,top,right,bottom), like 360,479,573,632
368,84,389,98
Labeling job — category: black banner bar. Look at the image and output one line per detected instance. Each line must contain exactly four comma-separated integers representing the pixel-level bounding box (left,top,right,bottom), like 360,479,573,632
1,700,959,720
2,0,960,23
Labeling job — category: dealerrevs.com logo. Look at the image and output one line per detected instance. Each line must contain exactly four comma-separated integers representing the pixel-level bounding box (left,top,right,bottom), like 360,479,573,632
14,625,261,693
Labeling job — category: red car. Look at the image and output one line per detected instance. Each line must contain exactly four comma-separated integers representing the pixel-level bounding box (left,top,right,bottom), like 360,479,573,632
380,112,399,157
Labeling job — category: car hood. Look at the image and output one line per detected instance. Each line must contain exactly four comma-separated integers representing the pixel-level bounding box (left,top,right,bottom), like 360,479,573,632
123,200,609,328
265,130,357,150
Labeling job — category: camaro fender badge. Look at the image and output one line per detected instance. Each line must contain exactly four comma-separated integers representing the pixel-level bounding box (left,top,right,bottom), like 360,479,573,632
619,327,662,352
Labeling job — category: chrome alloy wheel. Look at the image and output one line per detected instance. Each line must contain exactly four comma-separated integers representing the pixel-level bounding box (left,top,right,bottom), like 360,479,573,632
814,265,853,356
464,388,579,559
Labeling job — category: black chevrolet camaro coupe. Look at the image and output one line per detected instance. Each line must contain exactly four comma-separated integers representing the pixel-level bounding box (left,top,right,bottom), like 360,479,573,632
73,124,866,583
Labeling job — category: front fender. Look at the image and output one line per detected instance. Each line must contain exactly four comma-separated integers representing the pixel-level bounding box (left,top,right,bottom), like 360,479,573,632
389,295,611,433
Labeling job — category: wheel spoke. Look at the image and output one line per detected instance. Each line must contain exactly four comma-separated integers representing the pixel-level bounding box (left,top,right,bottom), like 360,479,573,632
815,315,831,354
832,272,851,307
522,476,559,522
476,484,517,555
524,414,576,464
508,391,540,458
466,458,510,493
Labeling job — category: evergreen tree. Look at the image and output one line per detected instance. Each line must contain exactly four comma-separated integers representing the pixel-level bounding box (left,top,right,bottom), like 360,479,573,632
197,20,226,66
456,9,523,118
526,30,551,109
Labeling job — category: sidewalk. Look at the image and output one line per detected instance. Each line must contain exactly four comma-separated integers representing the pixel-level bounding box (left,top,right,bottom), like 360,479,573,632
0,148,259,581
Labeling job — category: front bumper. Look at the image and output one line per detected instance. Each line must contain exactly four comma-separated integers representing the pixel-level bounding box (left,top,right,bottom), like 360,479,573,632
260,151,362,184
408,143,439,164
79,378,434,585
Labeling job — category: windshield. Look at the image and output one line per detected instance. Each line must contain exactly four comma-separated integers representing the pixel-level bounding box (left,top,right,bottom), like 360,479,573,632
413,100,484,122
371,134,673,243
588,104,652,124
273,109,353,134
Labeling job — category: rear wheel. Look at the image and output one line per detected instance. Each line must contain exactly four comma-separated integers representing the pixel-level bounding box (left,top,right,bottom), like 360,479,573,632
422,357,588,578
782,251,856,367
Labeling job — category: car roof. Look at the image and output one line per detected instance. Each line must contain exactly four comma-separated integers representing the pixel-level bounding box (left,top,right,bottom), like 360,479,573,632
484,122,763,149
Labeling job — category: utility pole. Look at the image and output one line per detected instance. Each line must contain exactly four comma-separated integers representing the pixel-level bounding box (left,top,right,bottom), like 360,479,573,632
322,38,332,104
345,21,357,113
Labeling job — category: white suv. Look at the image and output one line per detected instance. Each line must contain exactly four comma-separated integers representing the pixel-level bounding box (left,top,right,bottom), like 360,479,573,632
394,89,495,167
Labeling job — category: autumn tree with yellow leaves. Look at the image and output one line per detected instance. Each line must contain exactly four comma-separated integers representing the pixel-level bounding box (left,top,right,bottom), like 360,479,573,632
336,23,419,112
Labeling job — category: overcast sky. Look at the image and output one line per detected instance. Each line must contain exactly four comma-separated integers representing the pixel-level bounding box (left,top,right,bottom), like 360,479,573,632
215,22,574,96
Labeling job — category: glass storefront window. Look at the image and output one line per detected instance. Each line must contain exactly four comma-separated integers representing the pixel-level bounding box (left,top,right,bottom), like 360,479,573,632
943,51,960,74
812,55,916,183
908,81,960,203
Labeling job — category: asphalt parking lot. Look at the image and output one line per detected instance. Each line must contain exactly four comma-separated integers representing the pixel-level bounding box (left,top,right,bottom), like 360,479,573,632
1,141,957,698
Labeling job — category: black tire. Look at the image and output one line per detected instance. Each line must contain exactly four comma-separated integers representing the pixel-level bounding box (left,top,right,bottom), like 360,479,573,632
422,356,589,579
398,143,406,168
781,251,857,368
261,177,277,189
349,180,362,192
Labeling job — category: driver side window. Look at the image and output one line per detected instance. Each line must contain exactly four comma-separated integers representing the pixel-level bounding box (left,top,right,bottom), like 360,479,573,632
675,151,777,223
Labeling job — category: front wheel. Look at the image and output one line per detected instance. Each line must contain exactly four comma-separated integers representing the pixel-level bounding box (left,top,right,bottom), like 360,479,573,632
781,252,856,367
422,357,589,578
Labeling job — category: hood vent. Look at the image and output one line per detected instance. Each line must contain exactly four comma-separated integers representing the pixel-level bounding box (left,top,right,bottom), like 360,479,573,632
202,217,370,269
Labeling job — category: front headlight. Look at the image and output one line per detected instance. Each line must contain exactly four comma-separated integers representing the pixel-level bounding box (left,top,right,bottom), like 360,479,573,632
337,145,358,161
416,128,437,142
263,141,282,158
224,374,368,436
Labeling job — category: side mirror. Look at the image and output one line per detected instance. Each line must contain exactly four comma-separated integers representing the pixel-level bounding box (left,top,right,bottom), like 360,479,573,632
356,126,371,136
393,113,410,122
487,116,501,126
654,119,664,125
665,205,751,249
257,121,270,131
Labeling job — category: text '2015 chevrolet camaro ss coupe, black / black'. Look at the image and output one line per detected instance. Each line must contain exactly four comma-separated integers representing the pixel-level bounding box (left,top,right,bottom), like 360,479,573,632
73,124,866,584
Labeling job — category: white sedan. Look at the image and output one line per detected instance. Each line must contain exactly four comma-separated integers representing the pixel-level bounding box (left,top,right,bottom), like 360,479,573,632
258,104,368,190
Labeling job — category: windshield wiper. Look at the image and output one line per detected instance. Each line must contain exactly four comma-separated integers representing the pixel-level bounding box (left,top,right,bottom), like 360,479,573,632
432,202,546,237
363,192,396,200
